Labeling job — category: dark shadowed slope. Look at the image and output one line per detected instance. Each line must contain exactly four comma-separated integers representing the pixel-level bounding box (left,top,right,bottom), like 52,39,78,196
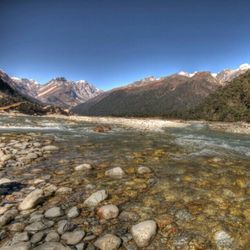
72,72,220,117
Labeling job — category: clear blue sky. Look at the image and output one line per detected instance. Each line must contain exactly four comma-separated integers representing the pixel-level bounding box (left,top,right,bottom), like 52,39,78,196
1,0,250,90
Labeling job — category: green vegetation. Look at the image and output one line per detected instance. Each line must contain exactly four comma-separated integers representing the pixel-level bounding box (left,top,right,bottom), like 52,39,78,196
190,71,250,122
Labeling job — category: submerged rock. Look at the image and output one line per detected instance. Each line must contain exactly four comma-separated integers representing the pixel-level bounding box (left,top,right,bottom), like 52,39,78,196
94,234,121,250
18,189,44,211
214,231,234,249
67,206,80,219
45,207,64,218
61,230,85,245
83,190,108,207
131,220,157,247
75,163,92,171
105,167,125,179
97,204,119,220
33,242,71,250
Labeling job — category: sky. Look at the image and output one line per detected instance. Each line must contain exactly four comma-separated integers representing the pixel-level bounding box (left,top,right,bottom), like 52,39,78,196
1,0,250,90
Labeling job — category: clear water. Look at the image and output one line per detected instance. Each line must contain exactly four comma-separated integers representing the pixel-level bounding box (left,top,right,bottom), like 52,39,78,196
0,115,249,249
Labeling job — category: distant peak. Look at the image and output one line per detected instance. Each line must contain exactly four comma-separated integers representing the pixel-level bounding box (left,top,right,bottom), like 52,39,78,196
239,63,250,70
178,71,197,77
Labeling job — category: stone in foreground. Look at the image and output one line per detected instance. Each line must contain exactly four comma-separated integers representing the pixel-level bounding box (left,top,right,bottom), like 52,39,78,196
105,167,125,178
61,230,85,245
94,234,121,250
0,242,31,250
97,204,119,220
18,189,44,211
83,190,108,207
33,242,71,250
131,220,157,247
45,207,63,218
67,206,80,219
75,163,92,171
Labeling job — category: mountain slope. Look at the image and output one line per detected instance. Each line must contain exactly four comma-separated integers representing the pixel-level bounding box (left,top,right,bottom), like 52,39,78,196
190,71,250,122
11,77,102,107
0,71,67,115
72,72,220,117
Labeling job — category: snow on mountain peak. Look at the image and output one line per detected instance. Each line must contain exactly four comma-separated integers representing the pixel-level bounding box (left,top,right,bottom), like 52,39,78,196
239,63,250,70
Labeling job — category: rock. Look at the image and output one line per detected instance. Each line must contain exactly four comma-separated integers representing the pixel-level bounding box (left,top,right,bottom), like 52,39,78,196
175,209,192,221
97,205,119,220
131,220,157,247
1,154,12,163
83,190,108,207
42,145,59,151
105,167,125,179
45,231,60,242
137,166,152,174
12,232,30,245
30,231,45,244
25,221,47,232
61,230,85,245
0,242,31,250
119,211,139,222
57,220,76,235
214,231,233,249
75,163,92,171
67,206,80,219
0,209,17,227
9,222,25,232
29,213,44,223
94,234,121,250
76,243,86,250
33,242,71,250
0,178,14,185
45,207,63,218
56,187,72,194
93,125,111,133
43,184,57,197
18,189,44,210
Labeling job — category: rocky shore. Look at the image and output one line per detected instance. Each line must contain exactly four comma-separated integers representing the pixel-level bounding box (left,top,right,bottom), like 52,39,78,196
0,134,161,249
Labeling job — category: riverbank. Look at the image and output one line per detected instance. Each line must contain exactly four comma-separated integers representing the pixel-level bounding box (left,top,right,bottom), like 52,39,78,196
47,114,250,135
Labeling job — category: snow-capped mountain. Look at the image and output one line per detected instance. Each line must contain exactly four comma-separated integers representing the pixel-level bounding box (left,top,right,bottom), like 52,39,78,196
11,76,102,107
178,63,250,85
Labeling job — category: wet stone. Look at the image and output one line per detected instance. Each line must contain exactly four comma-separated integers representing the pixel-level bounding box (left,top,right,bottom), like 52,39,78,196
67,206,80,219
83,190,108,207
105,167,125,179
33,242,70,250
18,189,44,211
45,230,60,242
131,220,157,247
30,231,45,244
75,163,92,171
57,220,76,235
61,230,85,245
0,242,31,250
44,207,63,218
214,231,234,249
97,204,119,220
94,234,121,250
11,232,30,245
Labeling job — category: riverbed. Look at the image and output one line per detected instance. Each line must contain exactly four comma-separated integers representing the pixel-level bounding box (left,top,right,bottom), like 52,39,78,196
0,115,249,249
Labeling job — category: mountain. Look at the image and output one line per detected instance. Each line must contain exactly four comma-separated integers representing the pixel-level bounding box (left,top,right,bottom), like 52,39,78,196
11,77,102,107
190,70,250,122
72,72,220,117
0,70,67,115
72,64,250,118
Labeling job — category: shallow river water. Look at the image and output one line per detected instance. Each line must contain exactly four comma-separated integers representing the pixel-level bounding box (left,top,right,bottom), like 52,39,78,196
0,115,249,249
